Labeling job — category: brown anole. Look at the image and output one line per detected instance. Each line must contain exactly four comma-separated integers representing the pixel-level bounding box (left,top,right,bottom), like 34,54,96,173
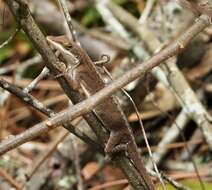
47,35,155,189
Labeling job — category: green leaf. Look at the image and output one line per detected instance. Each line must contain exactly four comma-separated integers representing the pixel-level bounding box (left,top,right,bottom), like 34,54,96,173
0,46,14,64
156,180,212,190
81,6,102,27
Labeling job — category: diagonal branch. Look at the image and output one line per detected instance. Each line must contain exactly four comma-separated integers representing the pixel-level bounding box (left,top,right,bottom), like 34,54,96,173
0,78,102,152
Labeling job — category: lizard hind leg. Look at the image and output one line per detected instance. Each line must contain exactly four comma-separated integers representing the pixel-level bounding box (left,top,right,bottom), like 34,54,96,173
105,130,128,154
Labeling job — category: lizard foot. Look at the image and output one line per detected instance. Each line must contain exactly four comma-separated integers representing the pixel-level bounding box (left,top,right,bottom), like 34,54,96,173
54,72,67,78
94,54,110,67
94,54,111,75
105,131,128,155
66,61,81,77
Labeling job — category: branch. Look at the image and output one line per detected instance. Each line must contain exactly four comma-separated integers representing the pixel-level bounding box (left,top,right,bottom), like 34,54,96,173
0,28,19,49
57,0,80,45
139,0,157,24
148,170,191,190
147,109,189,167
23,67,49,93
0,54,42,75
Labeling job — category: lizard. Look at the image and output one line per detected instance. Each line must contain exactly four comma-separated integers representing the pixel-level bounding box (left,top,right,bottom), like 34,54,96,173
46,35,155,190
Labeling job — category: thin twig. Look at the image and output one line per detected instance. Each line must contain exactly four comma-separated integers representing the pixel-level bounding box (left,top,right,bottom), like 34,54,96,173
147,109,189,167
0,55,42,75
148,169,191,190
96,0,130,39
139,0,157,24
14,0,27,6
24,130,69,184
57,0,80,45
0,168,22,190
89,179,128,190
23,67,49,93
72,138,84,190
0,28,19,49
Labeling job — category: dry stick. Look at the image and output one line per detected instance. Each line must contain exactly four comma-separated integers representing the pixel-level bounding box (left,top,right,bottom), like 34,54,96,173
72,138,84,190
24,130,69,184
147,109,189,167
23,67,49,93
148,170,191,190
14,0,27,6
89,179,128,190
0,54,42,75
5,1,152,189
0,168,22,190
139,0,157,24
0,78,53,116
57,0,80,45
0,76,60,90
0,14,209,156
0,78,101,153
0,28,19,49
96,0,130,39
177,0,212,17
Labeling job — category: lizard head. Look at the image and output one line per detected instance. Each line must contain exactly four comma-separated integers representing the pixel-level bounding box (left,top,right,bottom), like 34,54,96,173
46,35,73,50
46,35,79,66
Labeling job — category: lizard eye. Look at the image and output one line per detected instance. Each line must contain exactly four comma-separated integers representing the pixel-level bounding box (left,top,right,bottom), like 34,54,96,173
64,42,72,49
66,45,73,51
